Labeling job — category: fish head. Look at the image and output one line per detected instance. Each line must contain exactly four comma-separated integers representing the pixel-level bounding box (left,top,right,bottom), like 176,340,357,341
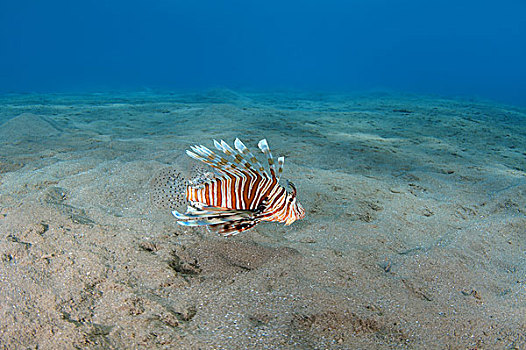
284,181,306,225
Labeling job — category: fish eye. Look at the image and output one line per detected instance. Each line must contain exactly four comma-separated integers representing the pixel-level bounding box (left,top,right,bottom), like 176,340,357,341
286,180,297,197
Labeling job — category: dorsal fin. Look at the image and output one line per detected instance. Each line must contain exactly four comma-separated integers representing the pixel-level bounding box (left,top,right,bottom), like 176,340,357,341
258,139,276,178
186,139,281,181
234,138,269,177
212,139,267,177
186,145,244,177
276,156,285,182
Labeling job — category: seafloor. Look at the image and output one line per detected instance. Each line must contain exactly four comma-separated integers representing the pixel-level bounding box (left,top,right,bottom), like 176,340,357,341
0,90,524,349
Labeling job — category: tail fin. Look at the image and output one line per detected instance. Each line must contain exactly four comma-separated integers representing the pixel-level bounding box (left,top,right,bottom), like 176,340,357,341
150,165,216,211
149,167,188,211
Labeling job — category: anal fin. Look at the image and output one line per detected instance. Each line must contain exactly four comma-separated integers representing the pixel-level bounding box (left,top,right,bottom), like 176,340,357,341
172,205,261,234
209,220,259,236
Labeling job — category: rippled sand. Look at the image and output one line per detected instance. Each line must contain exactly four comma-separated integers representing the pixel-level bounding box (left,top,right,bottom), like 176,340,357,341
0,90,524,349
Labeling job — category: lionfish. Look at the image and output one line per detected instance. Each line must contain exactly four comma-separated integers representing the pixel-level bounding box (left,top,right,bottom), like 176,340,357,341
172,138,305,236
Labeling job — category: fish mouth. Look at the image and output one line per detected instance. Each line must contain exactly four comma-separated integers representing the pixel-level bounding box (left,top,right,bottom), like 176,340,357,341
297,203,306,219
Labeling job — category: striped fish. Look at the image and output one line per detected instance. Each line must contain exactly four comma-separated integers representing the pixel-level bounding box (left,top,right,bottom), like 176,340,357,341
172,138,305,236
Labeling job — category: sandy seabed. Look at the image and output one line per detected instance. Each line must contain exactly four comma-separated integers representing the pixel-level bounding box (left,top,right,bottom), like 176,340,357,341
0,90,524,349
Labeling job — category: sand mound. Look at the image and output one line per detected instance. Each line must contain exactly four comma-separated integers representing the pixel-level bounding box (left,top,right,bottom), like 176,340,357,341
168,240,300,279
0,113,62,142
196,88,252,104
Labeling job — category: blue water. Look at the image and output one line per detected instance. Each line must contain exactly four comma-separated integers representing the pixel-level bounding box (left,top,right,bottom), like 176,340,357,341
1,0,525,105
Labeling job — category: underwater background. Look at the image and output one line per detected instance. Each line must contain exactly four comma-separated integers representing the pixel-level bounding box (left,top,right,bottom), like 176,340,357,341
1,0,526,105
0,1,525,349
